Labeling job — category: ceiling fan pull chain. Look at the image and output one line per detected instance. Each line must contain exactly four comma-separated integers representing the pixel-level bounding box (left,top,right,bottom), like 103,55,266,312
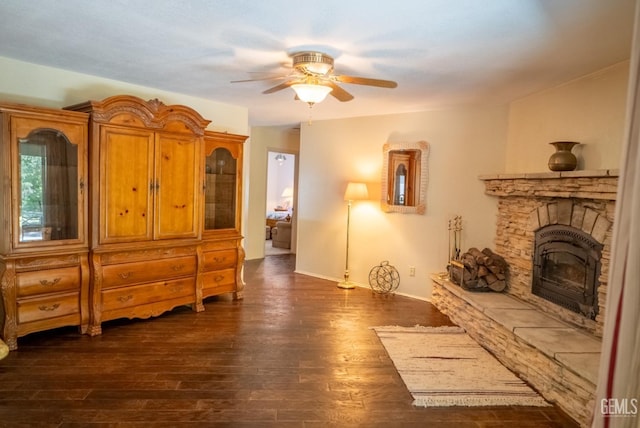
307,104,314,126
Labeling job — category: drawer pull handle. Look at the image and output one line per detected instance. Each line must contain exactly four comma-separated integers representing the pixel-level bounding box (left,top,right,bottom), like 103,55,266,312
166,284,183,293
39,303,60,312
118,272,133,279
213,257,226,263
171,265,185,271
214,275,224,283
117,295,133,303
39,277,61,287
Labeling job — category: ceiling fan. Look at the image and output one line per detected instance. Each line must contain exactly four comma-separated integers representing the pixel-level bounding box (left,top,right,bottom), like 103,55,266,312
232,51,398,105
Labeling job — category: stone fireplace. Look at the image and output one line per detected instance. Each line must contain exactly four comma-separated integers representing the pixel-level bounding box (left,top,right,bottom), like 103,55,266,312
481,169,618,337
430,169,618,426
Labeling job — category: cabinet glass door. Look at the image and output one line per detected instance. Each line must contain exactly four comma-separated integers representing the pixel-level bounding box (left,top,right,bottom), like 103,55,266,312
18,128,79,242
204,148,237,230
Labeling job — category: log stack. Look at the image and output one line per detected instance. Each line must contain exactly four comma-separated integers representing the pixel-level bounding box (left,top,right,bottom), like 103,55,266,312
451,247,508,292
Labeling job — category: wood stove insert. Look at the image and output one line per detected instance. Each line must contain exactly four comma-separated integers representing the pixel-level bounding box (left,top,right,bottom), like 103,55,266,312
532,224,602,320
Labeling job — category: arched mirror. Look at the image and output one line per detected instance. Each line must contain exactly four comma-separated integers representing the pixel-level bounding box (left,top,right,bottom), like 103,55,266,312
381,141,429,214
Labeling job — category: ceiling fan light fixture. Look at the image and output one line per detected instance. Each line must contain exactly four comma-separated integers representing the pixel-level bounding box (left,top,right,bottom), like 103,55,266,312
291,83,333,105
292,51,334,75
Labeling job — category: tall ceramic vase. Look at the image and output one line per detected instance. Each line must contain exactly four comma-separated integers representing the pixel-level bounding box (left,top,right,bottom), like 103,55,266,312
548,141,579,171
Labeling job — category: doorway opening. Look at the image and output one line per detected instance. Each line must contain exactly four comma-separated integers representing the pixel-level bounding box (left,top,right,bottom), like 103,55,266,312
265,151,296,256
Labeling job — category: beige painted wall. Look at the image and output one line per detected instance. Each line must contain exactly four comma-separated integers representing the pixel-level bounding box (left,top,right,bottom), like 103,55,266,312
0,56,248,135
295,107,508,299
505,61,630,172
245,126,300,260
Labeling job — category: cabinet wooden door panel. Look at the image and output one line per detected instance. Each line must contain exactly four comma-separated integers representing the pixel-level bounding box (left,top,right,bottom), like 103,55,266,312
155,134,200,239
100,126,154,243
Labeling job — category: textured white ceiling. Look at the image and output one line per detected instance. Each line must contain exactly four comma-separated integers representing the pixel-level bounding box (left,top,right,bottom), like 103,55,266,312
0,0,635,126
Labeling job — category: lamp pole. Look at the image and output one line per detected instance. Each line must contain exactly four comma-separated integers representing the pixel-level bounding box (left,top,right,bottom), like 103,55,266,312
338,199,354,289
337,182,368,289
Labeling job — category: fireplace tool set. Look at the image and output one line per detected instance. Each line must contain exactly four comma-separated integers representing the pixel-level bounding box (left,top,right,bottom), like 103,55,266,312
447,216,464,284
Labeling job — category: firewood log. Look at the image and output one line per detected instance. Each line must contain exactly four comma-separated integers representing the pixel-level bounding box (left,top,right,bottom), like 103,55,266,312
484,273,498,285
489,279,507,292
477,265,489,277
468,247,487,264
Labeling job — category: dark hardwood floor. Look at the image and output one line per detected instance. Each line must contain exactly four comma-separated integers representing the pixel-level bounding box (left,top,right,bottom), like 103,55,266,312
0,254,578,427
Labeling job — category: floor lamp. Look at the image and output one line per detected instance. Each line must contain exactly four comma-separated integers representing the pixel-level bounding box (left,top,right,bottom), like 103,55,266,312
337,182,369,289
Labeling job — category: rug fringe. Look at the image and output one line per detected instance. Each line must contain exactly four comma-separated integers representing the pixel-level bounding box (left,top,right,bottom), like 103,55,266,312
412,396,550,407
371,325,465,333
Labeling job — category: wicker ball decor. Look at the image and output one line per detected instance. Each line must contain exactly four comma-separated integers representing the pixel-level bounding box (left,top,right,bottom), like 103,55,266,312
368,261,400,294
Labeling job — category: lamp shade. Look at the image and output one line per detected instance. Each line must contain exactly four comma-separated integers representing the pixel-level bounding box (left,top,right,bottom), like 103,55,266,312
344,182,369,201
281,187,294,198
291,83,333,104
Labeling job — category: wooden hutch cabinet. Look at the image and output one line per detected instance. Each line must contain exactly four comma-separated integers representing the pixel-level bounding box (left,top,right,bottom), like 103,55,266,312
198,131,248,306
0,95,247,348
0,103,90,350
67,95,207,335
66,95,247,335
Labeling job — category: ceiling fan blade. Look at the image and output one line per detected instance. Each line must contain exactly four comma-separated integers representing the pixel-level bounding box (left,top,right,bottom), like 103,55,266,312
334,75,398,88
262,80,296,94
231,74,289,83
327,82,354,102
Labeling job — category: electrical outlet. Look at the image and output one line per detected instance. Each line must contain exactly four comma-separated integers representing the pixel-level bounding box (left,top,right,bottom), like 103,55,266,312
409,266,416,277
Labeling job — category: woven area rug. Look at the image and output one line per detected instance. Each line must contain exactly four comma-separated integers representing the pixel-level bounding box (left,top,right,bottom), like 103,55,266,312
372,325,550,407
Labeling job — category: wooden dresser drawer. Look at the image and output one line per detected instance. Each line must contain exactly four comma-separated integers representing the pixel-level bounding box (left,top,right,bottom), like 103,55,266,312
16,267,81,298
102,256,196,288
202,268,236,290
17,292,80,324
102,277,195,311
202,250,237,271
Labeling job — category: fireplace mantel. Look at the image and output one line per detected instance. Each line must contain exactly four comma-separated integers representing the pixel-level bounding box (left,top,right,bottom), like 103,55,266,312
479,169,619,200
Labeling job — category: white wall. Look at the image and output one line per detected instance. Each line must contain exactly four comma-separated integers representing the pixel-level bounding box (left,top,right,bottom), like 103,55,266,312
245,126,300,260
0,56,248,135
505,61,629,172
296,106,509,299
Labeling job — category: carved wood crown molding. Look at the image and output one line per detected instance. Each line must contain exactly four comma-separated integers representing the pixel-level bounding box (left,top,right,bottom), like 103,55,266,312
67,95,211,135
